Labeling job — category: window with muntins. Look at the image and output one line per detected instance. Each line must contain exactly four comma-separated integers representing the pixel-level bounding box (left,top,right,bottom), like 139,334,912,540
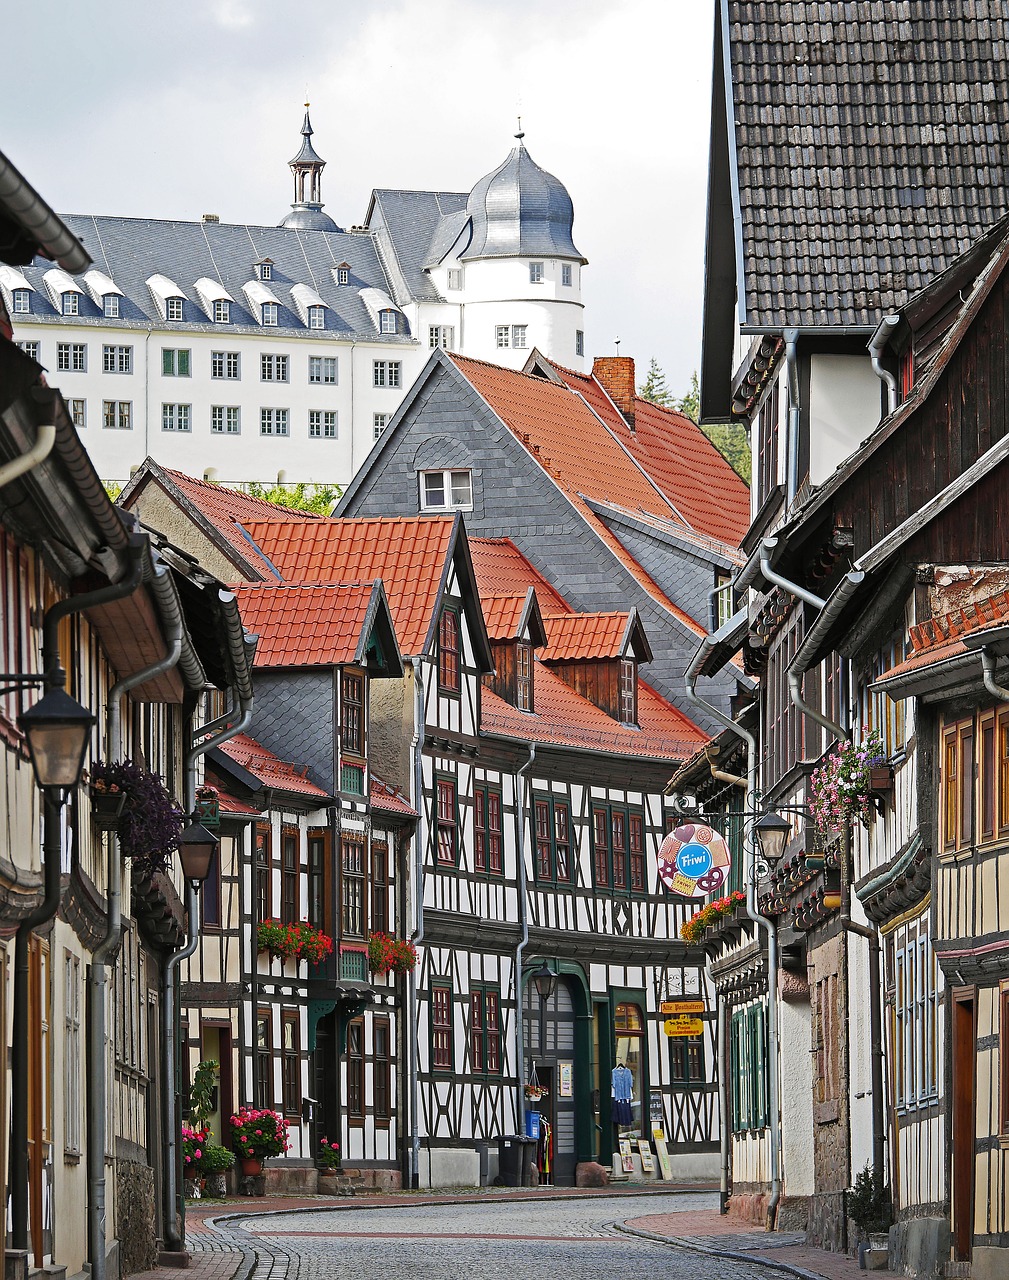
890,922,939,1111
260,353,289,382
70,399,86,428
281,829,298,925
474,786,503,874
592,804,644,893
860,629,907,759
341,671,364,755
576,329,584,357
757,380,781,504
213,299,230,323
730,1004,767,1131
255,827,271,921
211,406,240,434
529,262,544,283
447,267,463,290
57,342,87,372
308,832,327,932
516,641,533,711
162,403,191,432
495,324,527,349
534,795,572,883
764,612,804,792
470,987,502,1073
374,1018,391,1119
282,1012,300,1116
373,360,401,388
371,841,388,935
102,400,132,430
309,410,337,438
619,659,637,724
262,302,278,326
12,289,30,313
428,325,455,350
103,344,132,373
103,294,120,318
211,351,240,379
373,413,389,440
421,469,472,511
347,1019,364,1118
308,305,324,330
260,408,289,436
379,309,398,334
17,340,40,360
256,1011,272,1108
438,609,461,691
166,297,183,321
939,708,1009,854
309,355,338,384
62,292,79,315
562,264,572,286
431,985,452,1071
436,777,457,865
201,843,222,928
342,837,365,936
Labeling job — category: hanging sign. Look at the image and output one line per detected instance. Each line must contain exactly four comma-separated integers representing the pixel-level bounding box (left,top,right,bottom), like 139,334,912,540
664,1016,705,1037
660,1000,705,1016
657,822,731,898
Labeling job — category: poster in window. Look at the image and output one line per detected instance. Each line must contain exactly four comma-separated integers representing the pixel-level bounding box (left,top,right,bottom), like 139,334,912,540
558,1060,573,1097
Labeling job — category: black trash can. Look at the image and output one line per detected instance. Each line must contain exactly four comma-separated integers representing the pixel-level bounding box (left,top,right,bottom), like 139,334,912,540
498,1135,535,1187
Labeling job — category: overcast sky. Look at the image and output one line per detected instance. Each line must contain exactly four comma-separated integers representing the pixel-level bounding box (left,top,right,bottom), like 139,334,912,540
5,0,713,394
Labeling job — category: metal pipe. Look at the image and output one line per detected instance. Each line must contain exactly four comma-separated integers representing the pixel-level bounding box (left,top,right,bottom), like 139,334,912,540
786,570,864,745
88,566,181,1280
784,329,800,508
705,744,747,790
981,647,1009,702
513,743,536,1139
163,692,252,1250
760,538,826,611
0,423,55,490
10,540,145,1255
717,992,729,1213
868,316,900,417
408,655,425,1189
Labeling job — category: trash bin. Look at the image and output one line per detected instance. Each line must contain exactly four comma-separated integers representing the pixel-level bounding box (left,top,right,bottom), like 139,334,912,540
498,1135,536,1187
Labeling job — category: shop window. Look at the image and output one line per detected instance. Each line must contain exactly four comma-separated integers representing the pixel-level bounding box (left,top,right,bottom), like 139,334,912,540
613,1002,643,1131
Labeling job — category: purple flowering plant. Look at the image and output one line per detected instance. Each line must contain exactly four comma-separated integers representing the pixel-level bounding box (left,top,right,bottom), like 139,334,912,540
808,730,886,839
87,758,183,870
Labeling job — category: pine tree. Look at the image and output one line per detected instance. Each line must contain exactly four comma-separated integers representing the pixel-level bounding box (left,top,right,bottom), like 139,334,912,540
638,357,673,407
673,371,700,423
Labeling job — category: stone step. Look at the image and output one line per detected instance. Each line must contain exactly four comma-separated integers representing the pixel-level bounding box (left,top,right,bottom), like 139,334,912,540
943,1262,971,1279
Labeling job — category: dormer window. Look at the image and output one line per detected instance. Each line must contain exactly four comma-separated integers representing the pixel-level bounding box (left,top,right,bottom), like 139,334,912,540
166,297,184,321
308,305,324,330
516,641,533,712
12,289,30,314
619,659,637,725
103,295,120,318
529,262,544,284
379,309,398,335
213,299,230,324
256,260,273,281
62,292,79,316
336,264,350,285
262,302,278,326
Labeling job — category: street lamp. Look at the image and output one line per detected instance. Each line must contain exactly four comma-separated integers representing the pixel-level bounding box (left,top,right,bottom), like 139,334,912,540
177,814,219,889
18,686,95,789
532,960,557,1003
754,810,792,869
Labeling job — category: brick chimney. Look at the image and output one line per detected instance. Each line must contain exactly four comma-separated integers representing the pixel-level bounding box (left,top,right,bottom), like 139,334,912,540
592,356,636,427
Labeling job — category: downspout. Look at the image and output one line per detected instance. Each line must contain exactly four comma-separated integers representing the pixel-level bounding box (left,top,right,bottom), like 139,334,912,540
408,655,425,1188
980,647,1009,703
0,424,55,489
685,644,781,1228
162,689,253,1250
513,743,536,1139
760,537,826,611
783,329,800,509
704,743,747,790
9,533,145,1255
868,316,900,418
88,565,181,1280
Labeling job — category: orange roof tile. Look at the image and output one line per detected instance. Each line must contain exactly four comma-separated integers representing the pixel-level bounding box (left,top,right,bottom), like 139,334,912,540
540,612,634,662
217,791,263,816
218,733,330,799
878,587,1009,684
469,538,571,611
371,774,418,818
238,516,457,655
482,594,530,641
232,582,382,668
451,356,708,640
551,364,750,545
480,662,704,761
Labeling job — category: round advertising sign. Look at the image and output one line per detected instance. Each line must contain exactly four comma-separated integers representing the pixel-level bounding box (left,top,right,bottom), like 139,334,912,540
657,822,731,899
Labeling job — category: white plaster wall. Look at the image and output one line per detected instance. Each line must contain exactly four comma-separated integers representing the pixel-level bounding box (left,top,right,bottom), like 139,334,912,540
779,992,815,1197
808,354,883,486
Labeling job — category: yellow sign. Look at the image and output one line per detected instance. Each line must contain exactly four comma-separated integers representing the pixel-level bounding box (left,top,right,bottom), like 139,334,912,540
660,1000,704,1015
664,1016,705,1037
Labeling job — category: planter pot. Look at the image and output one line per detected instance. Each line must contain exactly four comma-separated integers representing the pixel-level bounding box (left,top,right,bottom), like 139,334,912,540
240,1156,264,1176
317,1169,344,1195
91,789,126,831
205,1173,228,1198
183,1177,202,1200
868,766,894,795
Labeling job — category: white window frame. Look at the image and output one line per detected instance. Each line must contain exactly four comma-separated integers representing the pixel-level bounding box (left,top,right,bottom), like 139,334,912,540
428,325,455,350
576,330,584,357
12,289,30,314
211,350,240,379
529,262,544,284
309,410,337,439
62,292,80,316
64,952,81,1154
309,356,338,385
337,267,349,285
379,310,398,335
102,344,133,374
259,262,272,281
17,341,40,360
420,468,473,512
70,399,86,429
166,297,184,321
308,305,325,330
260,408,289,436
103,400,132,430
373,360,401,389
211,406,241,435
213,299,230,324
373,413,389,440
446,267,463,291
57,343,87,373
561,264,572,287
495,325,511,349
262,302,278,327
512,324,528,349
260,353,289,382
103,295,120,318
162,403,192,433
496,325,528,349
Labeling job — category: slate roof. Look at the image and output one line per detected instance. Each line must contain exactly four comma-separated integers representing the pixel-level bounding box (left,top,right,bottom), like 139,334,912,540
218,732,331,799
721,1,1009,330
238,514,471,658
481,662,703,762
367,190,469,305
461,142,584,263
15,214,407,341
231,580,388,668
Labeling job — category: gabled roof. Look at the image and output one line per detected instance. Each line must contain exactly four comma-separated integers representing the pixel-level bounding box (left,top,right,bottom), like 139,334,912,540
231,580,402,675
370,773,419,819
482,587,547,647
469,536,571,612
365,189,469,305
237,513,493,669
217,732,331,800
481,661,704,763
540,610,652,664
711,2,1009,334
119,458,317,580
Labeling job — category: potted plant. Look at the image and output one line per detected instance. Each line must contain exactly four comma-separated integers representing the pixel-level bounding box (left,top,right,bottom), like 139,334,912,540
201,1144,235,1198
297,923,334,965
182,1123,208,1198
316,1136,342,1193
257,920,334,964
368,932,418,976
87,758,184,870
229,1106,290,1176
808,731,886,840
848,1162,891,1266
196,782,221,830
524,1083,548,1109
86,771,126,830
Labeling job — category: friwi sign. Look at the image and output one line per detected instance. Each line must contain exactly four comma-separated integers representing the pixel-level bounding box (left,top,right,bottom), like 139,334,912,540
657,822,731,898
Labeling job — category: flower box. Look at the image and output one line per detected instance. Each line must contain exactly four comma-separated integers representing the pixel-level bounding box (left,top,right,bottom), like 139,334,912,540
90,787,126,831
868,766,894,795
196,785,220,830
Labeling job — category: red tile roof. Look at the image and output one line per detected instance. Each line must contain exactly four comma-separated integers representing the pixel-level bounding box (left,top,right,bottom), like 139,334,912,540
878,588,1009,683
540,612,634,662
481,594,530,641
469,538,571,612
238,516,457,655
550,363,750,545
450,356,709,640
371,774,418,818
218,733,330,799
217,791,263,816
481,662,704,761
232,581,382,668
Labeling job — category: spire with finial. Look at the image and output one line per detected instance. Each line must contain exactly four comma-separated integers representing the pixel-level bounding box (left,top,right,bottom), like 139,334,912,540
515,115,525,143
280,102,341,232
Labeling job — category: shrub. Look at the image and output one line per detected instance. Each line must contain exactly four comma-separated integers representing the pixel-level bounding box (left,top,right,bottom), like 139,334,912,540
201,1144,235,1174
848,1162,891,1238
229,1107,290,1160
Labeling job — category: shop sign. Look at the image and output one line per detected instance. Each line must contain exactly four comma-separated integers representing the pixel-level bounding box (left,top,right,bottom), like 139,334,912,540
663,1015,705,1037
657,821,731,898
660,1000,704,1016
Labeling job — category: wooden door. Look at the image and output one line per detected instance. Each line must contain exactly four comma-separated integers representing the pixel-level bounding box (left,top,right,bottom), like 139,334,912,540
523,979,577,1185
951,989,976,1262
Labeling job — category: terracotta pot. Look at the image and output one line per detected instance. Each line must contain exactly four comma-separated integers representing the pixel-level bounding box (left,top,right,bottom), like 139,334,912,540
240,1156,264,1176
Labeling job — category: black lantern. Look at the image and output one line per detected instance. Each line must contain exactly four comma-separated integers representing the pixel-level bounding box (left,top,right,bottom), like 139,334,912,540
177,814,219,889
754,811,792,867
532,960,557,1003
18,687,95,790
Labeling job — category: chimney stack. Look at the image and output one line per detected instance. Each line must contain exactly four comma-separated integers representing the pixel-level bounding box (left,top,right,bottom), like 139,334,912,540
592,356,636,427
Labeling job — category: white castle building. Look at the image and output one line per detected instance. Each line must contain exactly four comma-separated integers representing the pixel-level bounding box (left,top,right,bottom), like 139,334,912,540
0,112,587,489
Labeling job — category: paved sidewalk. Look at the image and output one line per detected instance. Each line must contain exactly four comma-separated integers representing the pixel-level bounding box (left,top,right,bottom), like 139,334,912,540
621,1207,894,1280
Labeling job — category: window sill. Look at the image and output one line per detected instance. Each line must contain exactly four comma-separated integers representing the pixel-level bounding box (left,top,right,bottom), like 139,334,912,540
64,1151,81,1165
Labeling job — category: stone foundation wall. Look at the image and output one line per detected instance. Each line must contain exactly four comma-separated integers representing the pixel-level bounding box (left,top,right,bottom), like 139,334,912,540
727,1188,809,1232
888,1216,949,1278
116,1160,158,1275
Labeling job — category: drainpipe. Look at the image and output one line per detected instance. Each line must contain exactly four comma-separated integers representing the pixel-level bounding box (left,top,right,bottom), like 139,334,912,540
513,744,536,1138
0,423,55,489
980,648,1009,703
704,744,747,790
408,655,425,1188
88,565,181,1280
760,537,826,612
785,570,864,743
868,316,900,418
9,534,145,1255
783,329,800,509
163,689,253,1250
685,645,781,1228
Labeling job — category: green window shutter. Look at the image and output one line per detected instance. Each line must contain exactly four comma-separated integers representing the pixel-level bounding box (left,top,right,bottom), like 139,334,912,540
730,1010,743,1133
178,349,191,376
162,348,173,376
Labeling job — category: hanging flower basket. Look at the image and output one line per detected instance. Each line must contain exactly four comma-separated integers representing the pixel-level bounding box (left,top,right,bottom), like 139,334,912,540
808,731,886,840
86,759,183,870
89,785,126,831
679,890,747,943
196,784,221,830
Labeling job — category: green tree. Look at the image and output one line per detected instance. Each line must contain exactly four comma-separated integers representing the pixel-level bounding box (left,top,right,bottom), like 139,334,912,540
638,357,673,407
674,370,751,483
673,370,700,423
242,480,342,514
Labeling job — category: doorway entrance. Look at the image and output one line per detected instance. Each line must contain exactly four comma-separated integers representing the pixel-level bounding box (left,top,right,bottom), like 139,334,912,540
951,989,976,1262
523,977,577,1185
